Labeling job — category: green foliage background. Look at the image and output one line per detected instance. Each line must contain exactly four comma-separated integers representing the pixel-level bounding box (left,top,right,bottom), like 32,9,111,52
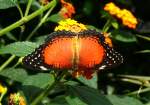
0,0,150,105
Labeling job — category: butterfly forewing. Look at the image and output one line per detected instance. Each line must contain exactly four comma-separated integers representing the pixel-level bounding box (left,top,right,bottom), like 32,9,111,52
22,45,49,70
98,46,123,70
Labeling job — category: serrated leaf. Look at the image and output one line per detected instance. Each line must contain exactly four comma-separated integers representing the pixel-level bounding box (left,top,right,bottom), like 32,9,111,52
106,95,144,105
46,13,64,23
0,68,28,82
111,30,137,42
67,86,113,105
0,0,28,9
0,41,39,57
23,73,54,89
0,0,16,9
22,73,55,103
77,73,97,89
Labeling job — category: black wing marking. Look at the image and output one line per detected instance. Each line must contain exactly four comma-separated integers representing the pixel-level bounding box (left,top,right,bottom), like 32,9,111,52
22,45,49,70
98,45,123,70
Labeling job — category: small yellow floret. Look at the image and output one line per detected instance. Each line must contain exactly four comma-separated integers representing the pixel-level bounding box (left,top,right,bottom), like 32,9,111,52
0,83,7,94
54,19,87,33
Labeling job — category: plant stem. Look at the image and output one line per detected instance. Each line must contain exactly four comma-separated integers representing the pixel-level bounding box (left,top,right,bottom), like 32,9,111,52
0,55,16,72
121,78,150,87
31,71,66,105
102,18,112,33
0,0,55,36
24,0,34,16
16,3,24,18
26,1,56,40
13,57,23,68
0,25,17,41
126,88,150,95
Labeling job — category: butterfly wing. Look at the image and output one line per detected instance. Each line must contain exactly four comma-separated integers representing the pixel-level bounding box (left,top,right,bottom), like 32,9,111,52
79,30,123,70
22,31,75,71
22,45,49,71
98,46,123,70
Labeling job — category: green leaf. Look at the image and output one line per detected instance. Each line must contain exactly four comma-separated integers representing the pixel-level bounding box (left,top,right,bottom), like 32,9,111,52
0,0,27,9
135,50,150,53
65,96,87,105
6,32,17,41
0,68,28,82
106,95,144,105
0,0,16,9
33,35,47,45
22,73,54,103
101,10,111,18
77,73,97,89
111,20,119,29
50,96,69,105
23,73,54,89
67,86,113,105
136,34,150,41
86,25,101,32
46,13,64,23
0,41,39,57
10,0,17,3
111,30,137,42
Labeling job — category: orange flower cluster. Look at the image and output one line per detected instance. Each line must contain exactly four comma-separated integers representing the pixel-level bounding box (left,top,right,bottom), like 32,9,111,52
104,2,138,29
59,0,75,19
9,93,26,105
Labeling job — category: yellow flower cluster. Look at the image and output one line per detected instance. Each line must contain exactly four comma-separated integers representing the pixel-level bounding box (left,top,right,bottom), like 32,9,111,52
0,83,7,94
54,18,87,33
104,2,138,29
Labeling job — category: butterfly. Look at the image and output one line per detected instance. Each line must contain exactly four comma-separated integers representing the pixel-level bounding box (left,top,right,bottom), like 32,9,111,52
22,30,123,78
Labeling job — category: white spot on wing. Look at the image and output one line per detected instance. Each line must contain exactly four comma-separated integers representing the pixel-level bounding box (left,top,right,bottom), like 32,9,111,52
40,66,48,71
99,65,106,70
